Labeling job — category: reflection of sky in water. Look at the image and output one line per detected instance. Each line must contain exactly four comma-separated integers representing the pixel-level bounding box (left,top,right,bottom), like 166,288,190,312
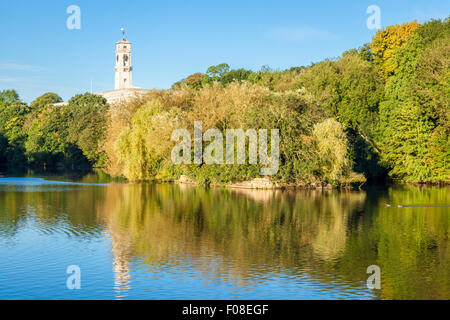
0,178,447,300
0,217,374,300
0,178,108,186
0,178,109,193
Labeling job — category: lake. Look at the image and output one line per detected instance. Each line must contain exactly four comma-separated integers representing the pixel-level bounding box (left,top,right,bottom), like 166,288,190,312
0,173,448,300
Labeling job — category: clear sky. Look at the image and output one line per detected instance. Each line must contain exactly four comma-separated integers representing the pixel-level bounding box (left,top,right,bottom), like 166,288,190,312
1,0,448,103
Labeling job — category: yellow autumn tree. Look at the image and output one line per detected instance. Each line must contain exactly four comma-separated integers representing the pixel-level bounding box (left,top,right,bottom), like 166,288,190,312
369,21,420,80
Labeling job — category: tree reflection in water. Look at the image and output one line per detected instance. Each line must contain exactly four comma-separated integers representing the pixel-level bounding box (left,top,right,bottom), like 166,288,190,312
0,180,448,299
98,183,449,300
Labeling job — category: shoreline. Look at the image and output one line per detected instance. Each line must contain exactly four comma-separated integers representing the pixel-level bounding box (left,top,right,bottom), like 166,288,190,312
1,169,449,189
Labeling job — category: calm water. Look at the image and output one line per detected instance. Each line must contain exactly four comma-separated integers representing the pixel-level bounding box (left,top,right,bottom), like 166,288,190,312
0,174,448,300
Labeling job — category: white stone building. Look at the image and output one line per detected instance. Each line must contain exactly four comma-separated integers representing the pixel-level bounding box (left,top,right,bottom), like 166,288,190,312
54,33,151,106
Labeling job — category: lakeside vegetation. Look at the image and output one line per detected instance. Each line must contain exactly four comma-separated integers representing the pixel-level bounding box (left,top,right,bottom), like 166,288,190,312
0,18,448,186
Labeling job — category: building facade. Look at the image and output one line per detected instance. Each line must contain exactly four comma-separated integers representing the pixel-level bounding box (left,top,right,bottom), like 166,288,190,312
114,38,133,90
54,33,151,107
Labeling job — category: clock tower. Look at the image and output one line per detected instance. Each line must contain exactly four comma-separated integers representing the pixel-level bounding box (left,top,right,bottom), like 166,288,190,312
115,29,133,90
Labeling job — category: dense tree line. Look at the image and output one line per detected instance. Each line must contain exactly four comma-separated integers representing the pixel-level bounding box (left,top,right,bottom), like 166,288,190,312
1,18,448,184
110,84,365,186
169,18,449,184
0,91,109,171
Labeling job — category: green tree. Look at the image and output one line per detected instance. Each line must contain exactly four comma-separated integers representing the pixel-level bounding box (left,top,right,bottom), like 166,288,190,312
185,73,207,89
66,93,110,166
24,93,63,131
0,90,30,167
220,68,253,84
299,55,383,132
0,133,8,169
0,90,19,105
313,119,365,185
25,104,71,166
115,99,182,180
378,18,450,182
29,93,62,113
358,44,374,63
369,21,420,80
206,63,230,81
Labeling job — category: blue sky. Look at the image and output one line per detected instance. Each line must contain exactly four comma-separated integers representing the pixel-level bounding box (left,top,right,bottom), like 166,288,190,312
0,0,448,103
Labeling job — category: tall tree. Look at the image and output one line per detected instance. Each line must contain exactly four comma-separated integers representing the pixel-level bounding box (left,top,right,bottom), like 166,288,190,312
66,93,110,165
369,21,420,80
378,18,450,182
